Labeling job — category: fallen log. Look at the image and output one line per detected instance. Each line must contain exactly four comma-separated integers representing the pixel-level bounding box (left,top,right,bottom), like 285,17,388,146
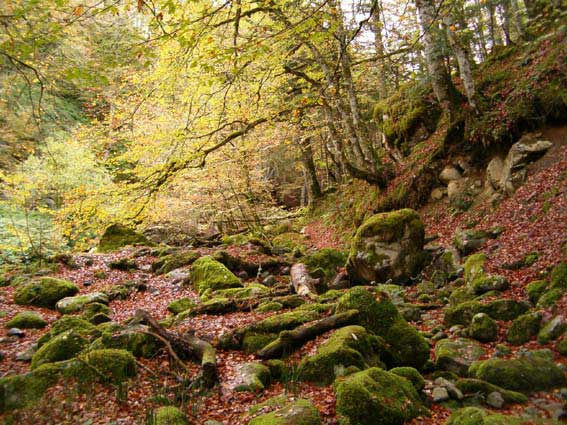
257,309,359,359
132,309,217,388
290,263,319,296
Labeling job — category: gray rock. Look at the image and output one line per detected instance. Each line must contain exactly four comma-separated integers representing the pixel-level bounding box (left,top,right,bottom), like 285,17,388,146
262,275,278,287
15,344,37,362
167,268,190,285
440,166,462,184
431,187,446,200
232,362,271,392
486,391,505,409
434,377,463,400
7,328,25,338
435,338,486,376
538,315,567,344
432,386,450,402
56,292,109,314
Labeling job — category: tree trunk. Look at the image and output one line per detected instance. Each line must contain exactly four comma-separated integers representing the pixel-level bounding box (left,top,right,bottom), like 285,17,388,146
299,137,322,202
416,0,459,114
290,263,319,296
500,0,512,44
257,309,359,358
510,0,525,40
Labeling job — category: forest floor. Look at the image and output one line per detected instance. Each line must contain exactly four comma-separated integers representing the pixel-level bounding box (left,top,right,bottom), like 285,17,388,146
1,131,567,425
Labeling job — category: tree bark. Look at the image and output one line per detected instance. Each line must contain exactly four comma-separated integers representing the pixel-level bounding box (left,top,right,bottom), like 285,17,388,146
132,309,217,388
257,309,359,358
299,137,322,202
290,263,319,296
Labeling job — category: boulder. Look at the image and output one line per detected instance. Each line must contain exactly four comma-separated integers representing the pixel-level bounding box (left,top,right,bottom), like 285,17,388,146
151,250,200,275
456,378,528,405
538,315,567,344
56,292,109,314
469,313,498,342
389,367,425,392
6,311,47,329
444,299,530,326
526,280,549,304
550,262,567,290
31,330,88,369
446,407,559,425
188,256,242,295
232,362,271,392
334,367,425,425
455,231,491,255
14,277,79,309
155,406,188,425
347,209,426,284
167,297,196,315
95,324,161,358
37,316,98,348
435,338,486,376
249,399,321,425
302,248,348,283
298,325,386,385
440,166,462,184
470,275,509,295
98,224,151,253
336,287,429,369
469,355,565,393
507,312,542,345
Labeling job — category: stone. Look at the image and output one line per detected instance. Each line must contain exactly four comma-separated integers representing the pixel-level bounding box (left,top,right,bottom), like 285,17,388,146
14,277,79,309
538,315,567,344
98,224,151,253
189,256,243,295
334,367,425,425
232,362,271,392
432,386,450,402
431,187,446,200
15,344,37,362
434,377,463,400
454,231,491,255
56,292,109,314
435,338,486,376
486,391,505,409
7,328,25,338
155,406,188,425
346,209,426,284
31,330,88,369
440,166,462,184
262,275,278,286
249,399,321,425
166,269,190,284
6,311,47,329
469,313,498,342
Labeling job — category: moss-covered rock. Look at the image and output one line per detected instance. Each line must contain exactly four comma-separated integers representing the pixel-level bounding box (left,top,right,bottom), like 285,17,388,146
201,283,269,302
38,316,98,347
232,362,271,392
435,338,486,376
14,277,79,309
537,315,567,344
469,313,498,342
550,262,567,290
446,407,560,425
56,292,109,314
155,406,188,425
335,367,425,425
31,330,88,369
298,325,387,385
469,355,565,393
255,301,283,312
98,224,151,253
108,258,138,271
78,348,137,384
82,302,112,322
445,299,530,326
556,338,567,356
470,275,509,295
167,297,196,315
271,232,307,253
249,399,321,425
526,279,549,304
464,253,486,284
154,406,188,425
97,324,161,358
347,209,426,284
5,311,47,329
152,250,200,275
536,287,565,308
336,287,429,369
389,367,425,392
455,378,528,404
507,312,542,345
303,248,348,282
189,256,242,295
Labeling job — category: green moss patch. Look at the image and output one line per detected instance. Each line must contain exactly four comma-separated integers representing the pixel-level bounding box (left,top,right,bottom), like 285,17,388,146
189,256,242,295
98,224,151,253
6,311,47,329
14,277,79,309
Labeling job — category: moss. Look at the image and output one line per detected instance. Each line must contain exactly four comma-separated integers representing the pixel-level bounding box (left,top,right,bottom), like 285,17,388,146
317,290,346,304
470,356,565,393
389,367,425,392
78,348,137,384
167,297,196,315
537,316,567,344
97,224,151,253
248,394,288,415
242,332,279,353
455,379,528,404
464,253,486,284
155,406,188,425
189,256,242,295
336,287,429,369
298,325,386,385
81,302,111,321
203,283,269,302
334,367,424,425
251,310,321,334
302,248,347,282
445,299,530,326
151,250,200,275
550,262,567,289
99,325,161,358
31,330,88,369
38,316,98,347
526,279,549,304
264,359,287,380
0,363,62,412
271,232,307,252
249,399,321,425
536,288,565,308
446,406,560,424
255,301,283,312
556,338,567,356
13,277,79,309
469,313,498,342
5,311,47,329
507,312,542,345
108,258,138,271
449,287,476,306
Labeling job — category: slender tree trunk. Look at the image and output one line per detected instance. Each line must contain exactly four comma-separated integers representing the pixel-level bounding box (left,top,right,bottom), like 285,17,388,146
416,0,459,114
486,1,503,47
372,1,388,99
510,0,525,40
299,137,322,202
500,0,512,44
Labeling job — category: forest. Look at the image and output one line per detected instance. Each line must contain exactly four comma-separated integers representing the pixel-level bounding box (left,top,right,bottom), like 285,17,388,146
0,0,566,424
